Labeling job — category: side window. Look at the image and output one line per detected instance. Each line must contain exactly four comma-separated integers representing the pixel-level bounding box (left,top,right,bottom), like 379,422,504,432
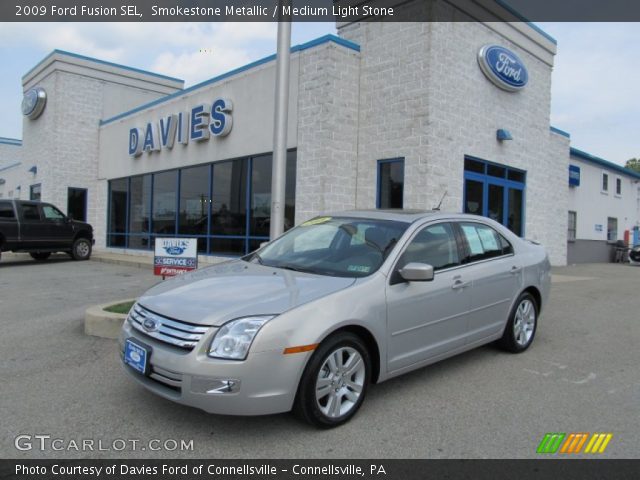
42,205,66,220
21,204,41,221
460,223,512,261
397,223,460,271
0,202,15,219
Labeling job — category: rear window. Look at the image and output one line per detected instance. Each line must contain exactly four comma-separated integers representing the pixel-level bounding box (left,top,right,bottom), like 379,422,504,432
0,202,15,219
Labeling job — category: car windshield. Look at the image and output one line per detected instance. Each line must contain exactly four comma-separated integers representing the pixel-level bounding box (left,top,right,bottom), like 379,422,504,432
245,216,409,277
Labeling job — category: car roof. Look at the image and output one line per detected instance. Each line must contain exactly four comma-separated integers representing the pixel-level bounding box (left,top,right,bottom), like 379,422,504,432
326,209,485,224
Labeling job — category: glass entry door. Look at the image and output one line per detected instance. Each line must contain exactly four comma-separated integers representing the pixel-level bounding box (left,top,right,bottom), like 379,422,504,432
463,157,525,237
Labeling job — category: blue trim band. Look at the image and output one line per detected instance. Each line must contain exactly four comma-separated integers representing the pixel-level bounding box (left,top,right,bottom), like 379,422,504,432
23,49,185,84
0,137,22,146
570,147,640,180
0,162,21,173
550,126,570,138
99,34,360,127
493,0,557,45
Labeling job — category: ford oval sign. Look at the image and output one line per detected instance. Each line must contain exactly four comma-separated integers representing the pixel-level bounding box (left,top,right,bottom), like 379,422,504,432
477,45,528,92
163,245,186,255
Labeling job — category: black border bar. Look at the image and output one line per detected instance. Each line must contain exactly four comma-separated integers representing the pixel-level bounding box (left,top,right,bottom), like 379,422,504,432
5,0,640,22
1,460,640,480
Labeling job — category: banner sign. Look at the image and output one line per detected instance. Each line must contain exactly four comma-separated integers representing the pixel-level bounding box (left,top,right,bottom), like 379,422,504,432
154,238,198,276
569,164,581,186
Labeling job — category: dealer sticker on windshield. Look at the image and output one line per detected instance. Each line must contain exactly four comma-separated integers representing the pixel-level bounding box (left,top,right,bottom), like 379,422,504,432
301,216,332,226
347,265,371,273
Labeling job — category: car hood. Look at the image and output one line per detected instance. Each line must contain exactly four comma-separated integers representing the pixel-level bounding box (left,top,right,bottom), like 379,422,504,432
138,260,356,326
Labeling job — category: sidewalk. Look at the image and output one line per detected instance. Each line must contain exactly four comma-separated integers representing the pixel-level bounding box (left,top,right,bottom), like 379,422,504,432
90,250,221,270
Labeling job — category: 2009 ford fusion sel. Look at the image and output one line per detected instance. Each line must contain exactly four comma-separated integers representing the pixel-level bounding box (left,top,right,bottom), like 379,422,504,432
120,210,551,427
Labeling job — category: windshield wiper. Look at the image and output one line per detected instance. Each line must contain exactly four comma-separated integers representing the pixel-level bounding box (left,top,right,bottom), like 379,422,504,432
276,263,309,273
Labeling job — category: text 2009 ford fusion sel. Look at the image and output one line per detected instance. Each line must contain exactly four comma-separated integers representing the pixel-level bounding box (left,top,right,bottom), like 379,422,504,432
120,210,550,427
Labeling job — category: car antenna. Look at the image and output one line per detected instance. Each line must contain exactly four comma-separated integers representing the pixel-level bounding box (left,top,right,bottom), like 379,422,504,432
433,190,448,211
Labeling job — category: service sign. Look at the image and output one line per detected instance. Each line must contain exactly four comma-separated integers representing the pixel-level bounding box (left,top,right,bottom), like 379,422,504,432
477,45,529,92
154,238,198,276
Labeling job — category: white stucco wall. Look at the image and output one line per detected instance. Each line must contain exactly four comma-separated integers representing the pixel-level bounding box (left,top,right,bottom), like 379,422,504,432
0,141,24,199
568,156,640,242
295,42,360,224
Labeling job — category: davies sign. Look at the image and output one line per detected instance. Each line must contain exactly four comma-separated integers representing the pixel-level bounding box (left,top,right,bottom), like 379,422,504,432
477,45,528,92
128,98,232,157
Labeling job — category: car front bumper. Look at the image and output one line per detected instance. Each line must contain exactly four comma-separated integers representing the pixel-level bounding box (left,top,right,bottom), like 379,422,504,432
119,320,309,416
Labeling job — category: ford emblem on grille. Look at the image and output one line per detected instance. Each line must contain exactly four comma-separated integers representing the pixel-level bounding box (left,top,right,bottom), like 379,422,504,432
143,317,159,332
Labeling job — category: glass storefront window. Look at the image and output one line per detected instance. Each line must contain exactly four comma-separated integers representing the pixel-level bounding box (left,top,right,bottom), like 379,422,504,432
107,151,296,255
179,165,210,254
153,171,177,235
128,175,151,249
211,159,247,237
108,179,127,247
463,157,525,236
250,154,272,237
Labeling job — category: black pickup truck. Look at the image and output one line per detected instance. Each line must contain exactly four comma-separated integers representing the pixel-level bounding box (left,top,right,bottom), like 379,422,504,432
0,199,94,261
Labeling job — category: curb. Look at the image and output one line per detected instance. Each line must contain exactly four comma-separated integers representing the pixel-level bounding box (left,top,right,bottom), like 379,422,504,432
85,299,136,339
90,255,152,270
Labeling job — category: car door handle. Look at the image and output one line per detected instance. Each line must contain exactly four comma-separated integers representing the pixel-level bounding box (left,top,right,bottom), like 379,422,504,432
509,266,522,275
451,279,471,290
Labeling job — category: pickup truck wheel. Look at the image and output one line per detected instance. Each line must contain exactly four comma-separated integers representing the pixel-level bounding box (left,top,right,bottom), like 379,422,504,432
72,238,92,261
30,252,51,261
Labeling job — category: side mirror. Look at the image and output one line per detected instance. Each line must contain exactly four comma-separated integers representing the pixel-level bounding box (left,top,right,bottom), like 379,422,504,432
398,262,434,282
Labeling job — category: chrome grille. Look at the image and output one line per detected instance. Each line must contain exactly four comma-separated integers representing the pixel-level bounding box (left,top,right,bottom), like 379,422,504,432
128,303,211,349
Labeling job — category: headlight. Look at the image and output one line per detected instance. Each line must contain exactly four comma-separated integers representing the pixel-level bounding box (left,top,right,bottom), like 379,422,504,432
208,315,275,360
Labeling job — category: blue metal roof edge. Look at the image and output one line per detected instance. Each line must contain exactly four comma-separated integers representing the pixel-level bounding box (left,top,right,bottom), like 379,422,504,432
550,126,570,138
570,147,640,180
99,34,360,127
493,0,558,45
0,137,22,146
0,162,22,172
22,49,185,84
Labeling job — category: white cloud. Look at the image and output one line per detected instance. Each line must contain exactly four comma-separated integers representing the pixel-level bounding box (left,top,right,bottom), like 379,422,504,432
541,22,640,163
0,22,277,84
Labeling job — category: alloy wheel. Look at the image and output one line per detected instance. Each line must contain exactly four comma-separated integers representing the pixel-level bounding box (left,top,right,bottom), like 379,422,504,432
513,298,536,346
315,347,366,418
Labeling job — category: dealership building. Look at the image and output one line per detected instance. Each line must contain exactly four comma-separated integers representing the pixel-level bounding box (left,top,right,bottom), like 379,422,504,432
1,4,639,265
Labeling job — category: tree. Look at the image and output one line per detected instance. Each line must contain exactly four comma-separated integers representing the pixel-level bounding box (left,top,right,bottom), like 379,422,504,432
625,158,640,173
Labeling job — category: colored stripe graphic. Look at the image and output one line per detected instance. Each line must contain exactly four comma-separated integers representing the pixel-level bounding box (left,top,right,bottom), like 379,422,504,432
584,433,613,454
560,433,589,454
537,433,566,453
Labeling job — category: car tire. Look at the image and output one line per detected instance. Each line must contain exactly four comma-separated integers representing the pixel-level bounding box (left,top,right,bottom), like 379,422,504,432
293,332,371,428
71,238,92,261
497,292,538,353
30,252,51,261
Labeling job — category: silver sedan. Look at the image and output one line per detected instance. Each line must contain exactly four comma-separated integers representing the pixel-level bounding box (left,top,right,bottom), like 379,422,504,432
120,211,551,427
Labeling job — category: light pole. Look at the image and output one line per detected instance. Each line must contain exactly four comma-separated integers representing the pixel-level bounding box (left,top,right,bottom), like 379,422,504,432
269,3,292,240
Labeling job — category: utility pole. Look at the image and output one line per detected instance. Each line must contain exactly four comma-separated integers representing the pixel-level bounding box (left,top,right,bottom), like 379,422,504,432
269,2,292,240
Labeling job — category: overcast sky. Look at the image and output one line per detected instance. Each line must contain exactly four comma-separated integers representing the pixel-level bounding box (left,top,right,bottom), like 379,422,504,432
0,22,638,165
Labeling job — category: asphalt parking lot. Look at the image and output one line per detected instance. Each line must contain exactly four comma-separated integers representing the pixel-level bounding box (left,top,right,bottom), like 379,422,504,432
0,254,638,458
